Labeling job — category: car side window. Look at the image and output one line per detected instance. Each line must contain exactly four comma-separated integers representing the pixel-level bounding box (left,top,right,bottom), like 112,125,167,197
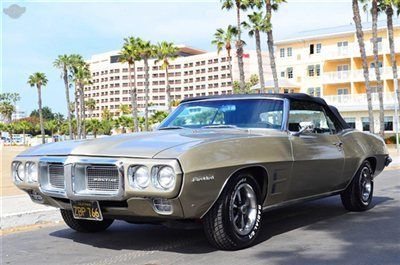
288,101,332,134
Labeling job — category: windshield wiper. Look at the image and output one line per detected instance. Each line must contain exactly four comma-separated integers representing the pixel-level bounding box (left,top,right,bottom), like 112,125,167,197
201,124,238,129
158,126,185,130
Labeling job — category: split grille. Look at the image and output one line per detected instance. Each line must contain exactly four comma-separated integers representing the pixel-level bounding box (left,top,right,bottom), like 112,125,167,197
86,166,120,191
48,164,65,189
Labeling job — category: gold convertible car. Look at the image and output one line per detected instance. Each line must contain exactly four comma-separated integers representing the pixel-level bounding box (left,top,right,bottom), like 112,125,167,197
12,93,392,250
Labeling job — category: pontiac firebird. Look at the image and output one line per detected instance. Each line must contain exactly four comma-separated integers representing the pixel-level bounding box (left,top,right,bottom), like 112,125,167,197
12,93,391,250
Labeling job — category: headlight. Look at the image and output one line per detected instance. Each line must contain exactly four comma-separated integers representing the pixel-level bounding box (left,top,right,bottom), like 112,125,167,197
12,161,24,182
26,162,38,182
154,166,176,190
128,165,150,189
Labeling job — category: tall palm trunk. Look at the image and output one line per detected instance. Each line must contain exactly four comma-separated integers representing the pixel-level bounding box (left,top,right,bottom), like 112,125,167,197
235,4,245,91
144,57,150,131
36,85,45,144
352,0,375,133
74,84,81,139
129,62,139,132
266,0,279,93
228,51,234,88
255,30,265,93
166,66,172,112
371,0,385,137
386,5,400,148
63,66,73,140
79,83,86,139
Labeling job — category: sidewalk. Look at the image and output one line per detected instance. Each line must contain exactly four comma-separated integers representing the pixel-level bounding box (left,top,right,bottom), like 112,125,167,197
1,194,61,230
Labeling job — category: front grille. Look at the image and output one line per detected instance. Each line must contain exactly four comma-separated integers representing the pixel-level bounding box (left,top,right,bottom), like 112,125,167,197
86,166,119,191
48,164,65,189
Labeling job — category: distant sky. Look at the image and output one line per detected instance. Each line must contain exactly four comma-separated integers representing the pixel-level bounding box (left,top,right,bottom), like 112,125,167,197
1,0,378,115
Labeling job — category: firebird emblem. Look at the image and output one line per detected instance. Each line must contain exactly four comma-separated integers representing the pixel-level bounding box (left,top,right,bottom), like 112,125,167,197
192,175,215,183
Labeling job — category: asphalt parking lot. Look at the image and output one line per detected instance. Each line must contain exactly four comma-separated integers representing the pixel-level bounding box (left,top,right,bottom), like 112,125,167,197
2,169,399,265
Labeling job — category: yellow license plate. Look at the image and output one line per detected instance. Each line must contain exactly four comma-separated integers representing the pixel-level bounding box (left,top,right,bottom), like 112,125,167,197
71,201,103,221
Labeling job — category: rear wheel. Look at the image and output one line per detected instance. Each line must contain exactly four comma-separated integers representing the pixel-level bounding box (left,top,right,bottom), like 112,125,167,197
340,161,374,211
61,209,114,233
202,174,262,250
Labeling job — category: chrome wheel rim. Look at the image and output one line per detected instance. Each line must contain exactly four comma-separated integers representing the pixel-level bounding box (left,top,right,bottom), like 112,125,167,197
229,183,258,236
360,167,372,202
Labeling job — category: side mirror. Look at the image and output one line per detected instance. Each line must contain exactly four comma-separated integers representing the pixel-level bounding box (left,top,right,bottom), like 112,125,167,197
291,121,315,136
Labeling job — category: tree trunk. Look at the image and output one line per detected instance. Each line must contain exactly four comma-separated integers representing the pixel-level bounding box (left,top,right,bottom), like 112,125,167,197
23,129,26,146
74,83,81,139
266,0,279,93
371,0,385,137
144,57,150,131
353,0,375,133
166,67,172,112
129,62,139,132
37,85,45,144
63,66,73,140
235,4,245,91
228,50,234,89
255,30,265,93
386,5,400,148
80,83,86,139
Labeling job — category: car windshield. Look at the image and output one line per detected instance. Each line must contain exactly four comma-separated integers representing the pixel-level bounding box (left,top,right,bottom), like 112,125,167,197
159,98,284,129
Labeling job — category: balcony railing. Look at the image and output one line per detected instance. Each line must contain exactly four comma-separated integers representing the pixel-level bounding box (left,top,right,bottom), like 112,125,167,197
322,67,395,84
323,92,396,110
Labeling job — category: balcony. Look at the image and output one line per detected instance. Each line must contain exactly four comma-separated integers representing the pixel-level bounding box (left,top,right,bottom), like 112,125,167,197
322,67,394,84
323,92,396,111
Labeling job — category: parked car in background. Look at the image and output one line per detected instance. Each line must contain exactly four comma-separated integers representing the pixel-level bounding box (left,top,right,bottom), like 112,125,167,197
12,93,391,250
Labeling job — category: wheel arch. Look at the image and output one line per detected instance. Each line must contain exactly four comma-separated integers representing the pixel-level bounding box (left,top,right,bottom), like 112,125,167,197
201,165,269,218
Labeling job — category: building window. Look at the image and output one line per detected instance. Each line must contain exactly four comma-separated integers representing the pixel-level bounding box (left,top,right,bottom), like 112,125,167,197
316,43,322,53
307,87,321,97
287,67,293,79
344,117,356,129
338,88,349,95
287,47,292,57
362,117,370,132
309,44,314,54
280,48,285,58
315,64,321,76
308,65,314,76
384,116,393,131
280,71,285,78
370,61,383,69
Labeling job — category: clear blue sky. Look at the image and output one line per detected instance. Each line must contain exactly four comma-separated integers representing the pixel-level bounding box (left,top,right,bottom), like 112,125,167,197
2,0,373,116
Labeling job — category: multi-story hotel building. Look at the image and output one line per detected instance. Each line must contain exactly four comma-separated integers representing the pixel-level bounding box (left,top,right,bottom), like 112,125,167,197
84,46,271,118
275,19,400,134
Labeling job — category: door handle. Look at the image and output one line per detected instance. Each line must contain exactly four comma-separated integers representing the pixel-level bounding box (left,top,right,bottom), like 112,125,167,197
333,142,343,148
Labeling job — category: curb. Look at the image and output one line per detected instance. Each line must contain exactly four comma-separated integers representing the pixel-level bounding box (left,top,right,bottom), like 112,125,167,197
1,208,62,230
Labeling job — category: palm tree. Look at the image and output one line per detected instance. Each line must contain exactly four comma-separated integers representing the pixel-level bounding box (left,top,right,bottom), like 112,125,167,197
242,11,269,93
86,119,101,138
265,0,286,93
362,0,385,136
119,37,141,132
15,120,31,146
119,104,131,116
53,55,73,140
384,0,400,147
0,101,15,123
27,72,48,144
69,54,87,139
138,39,157,131
352,0,375,133
74,63,91,139
154,41,180,112
44,120,57,137
221,0,249,91
211,25,238,88
85,98,96,118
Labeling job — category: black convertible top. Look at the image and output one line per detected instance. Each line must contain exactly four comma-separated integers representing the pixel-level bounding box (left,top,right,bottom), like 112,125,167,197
180,93,350,129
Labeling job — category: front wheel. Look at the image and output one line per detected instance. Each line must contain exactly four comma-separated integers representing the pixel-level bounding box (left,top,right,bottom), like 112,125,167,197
61,209,114,233
202,174,262,250
340,161,374,211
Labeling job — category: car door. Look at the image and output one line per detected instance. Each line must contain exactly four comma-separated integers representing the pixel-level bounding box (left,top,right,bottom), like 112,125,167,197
287,100,345,200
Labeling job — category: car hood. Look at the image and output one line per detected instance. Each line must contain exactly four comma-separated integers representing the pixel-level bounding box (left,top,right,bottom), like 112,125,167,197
17,129,265,159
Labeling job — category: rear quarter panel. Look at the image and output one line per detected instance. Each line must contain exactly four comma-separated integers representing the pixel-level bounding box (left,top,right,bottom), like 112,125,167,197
339,129,388,188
